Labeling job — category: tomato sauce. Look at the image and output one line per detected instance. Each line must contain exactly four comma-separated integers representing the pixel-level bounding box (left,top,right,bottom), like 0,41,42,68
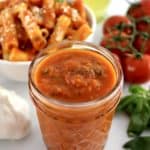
34,49,117,102
29,45,122,150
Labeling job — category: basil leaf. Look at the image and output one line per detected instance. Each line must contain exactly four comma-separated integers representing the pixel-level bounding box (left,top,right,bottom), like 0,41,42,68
118,95,144,114
117,96,134,112
128,113,148,137
129,96,144,113
124,137,150,150
117,85,150,137
129,85,146,95
128,101,150,137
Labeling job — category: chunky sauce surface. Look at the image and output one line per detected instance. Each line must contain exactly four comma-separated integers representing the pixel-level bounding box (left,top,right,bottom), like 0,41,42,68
34,49,117,102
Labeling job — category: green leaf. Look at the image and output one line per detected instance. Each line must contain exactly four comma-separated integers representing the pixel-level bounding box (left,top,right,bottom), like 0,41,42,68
127,101,150,137
129,85,146,95
117,85,150,138
129,96,144,113
124,137,150,150
117,96,134,112
117,95,144,114
127,112,149,137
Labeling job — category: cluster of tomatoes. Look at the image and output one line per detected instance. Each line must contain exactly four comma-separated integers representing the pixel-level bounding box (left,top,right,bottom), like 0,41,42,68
100,0,150,83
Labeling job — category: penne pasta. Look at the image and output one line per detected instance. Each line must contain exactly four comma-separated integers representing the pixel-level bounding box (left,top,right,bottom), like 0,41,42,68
26,0,42,6
72,0,86,19
31,6,43,25
0,8,19,60
15,19,29,48
18,3,46,50
72,23,92,41
9,0,24,7
42,0,55,29
55,2,71,17
49,15,71,43
0,0,8,10
9,48,29,61
66,28,76,40
70,8,86,29
0,0,92,61
25,48,37,60
41,28,49,39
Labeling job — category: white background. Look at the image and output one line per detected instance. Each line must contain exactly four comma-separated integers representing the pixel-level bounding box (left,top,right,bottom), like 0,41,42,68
0,0,150,150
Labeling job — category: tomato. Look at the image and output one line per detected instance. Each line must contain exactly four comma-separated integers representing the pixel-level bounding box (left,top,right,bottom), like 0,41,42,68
127,3,143,19
122,54,150,83
100,31,130,57
141,0,150,15
136,21,150,32
127,2,150,19
103,16,131,35
133,35,150,54
127,0,150,18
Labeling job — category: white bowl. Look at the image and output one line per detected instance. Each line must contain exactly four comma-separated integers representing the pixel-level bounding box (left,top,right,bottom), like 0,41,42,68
0,5,96,82
85,5,97,42
0,60,31,82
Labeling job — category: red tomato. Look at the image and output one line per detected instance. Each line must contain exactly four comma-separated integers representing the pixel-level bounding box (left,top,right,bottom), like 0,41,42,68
127,3,143,18
136,21,150,32
127,2,150,19
100,31,130,57
103,16,131,35
141,0,150,15
122,54,150,83
133,35,150,54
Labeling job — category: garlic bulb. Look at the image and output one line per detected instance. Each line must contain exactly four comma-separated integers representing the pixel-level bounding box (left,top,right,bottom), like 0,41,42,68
0,86,31,140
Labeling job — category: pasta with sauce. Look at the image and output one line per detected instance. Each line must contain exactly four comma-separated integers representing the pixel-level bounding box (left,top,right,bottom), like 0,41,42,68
0,0,92,61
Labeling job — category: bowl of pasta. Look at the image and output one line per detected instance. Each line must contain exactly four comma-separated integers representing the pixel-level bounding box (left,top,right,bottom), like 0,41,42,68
0,0,96,82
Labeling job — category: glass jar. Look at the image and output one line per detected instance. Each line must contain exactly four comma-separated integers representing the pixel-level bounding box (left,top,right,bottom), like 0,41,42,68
29,41,123,150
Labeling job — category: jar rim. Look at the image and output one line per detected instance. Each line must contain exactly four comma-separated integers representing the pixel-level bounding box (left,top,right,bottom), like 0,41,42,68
29,41,123,109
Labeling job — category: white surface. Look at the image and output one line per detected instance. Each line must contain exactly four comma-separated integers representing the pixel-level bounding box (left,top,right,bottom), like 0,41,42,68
0,0,149,150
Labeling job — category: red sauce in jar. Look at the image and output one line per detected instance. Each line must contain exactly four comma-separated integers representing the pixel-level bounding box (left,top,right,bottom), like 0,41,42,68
34,49,117,102
30,46,122,150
